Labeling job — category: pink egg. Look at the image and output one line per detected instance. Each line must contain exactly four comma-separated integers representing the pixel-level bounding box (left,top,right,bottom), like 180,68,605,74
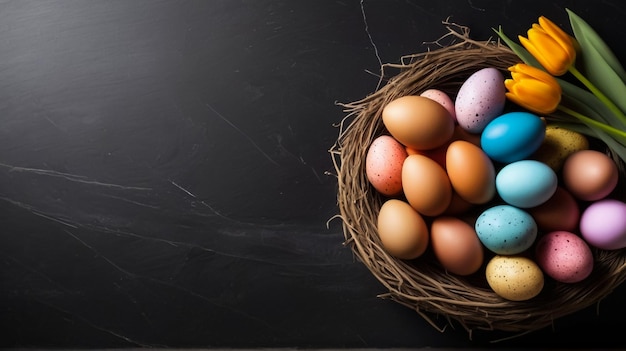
580,199,626,250
455,67,506,134
420,89,457,122
535,231,593,283
365,135,407,196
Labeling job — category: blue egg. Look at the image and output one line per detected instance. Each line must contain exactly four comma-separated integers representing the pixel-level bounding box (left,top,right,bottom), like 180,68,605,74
475,205,537,255
496,160,558,208
480,111,545,163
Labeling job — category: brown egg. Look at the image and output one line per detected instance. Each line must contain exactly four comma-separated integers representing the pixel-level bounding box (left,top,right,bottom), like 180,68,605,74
443,191,475,215
431,216,484,275
446,140,496,204
527,186,580,232
402,154,452,217
452,124,482,147
376,199,429,260
562,150,619,201
382,95,455,150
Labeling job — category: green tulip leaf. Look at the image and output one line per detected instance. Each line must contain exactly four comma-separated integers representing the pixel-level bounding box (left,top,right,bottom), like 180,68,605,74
493,27,542,68
567,9,626,82
566,9,626,115
557,78,620,127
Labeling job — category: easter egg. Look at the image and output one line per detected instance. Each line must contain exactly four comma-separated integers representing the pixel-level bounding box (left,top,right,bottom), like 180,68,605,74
531,125,589,172
377,199,429,260
431,216,484,276
580,199,626,250
402,154,452,217
562,150,619,201
365,135,408,196
420,89,456,122
496,160,558,208
475,205,538,255
446,140,496,204
455,68,506,133
382,95,455,150
527,186,580,232
535,231,594,283
481,111,546,163
486,255,544,301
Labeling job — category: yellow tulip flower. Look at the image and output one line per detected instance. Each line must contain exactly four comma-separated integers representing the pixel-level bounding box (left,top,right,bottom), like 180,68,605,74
519,16,577,76
505,63,562,114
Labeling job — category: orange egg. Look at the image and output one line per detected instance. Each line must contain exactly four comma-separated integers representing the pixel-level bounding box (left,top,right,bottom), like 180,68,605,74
376,199,429,260
402,154,452,217
382,95,455,150
431,216,484,275
446,140,496,204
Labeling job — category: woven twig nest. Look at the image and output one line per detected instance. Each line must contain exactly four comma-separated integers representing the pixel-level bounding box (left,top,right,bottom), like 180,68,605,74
330,26,626,334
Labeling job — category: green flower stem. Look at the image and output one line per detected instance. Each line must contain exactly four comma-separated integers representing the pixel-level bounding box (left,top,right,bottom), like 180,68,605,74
568,65,626,124
557,105,626,144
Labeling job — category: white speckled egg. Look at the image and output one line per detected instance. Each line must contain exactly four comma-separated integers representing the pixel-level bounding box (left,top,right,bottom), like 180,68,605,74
455,67,506,134
486,255,544,301
535,231,593,283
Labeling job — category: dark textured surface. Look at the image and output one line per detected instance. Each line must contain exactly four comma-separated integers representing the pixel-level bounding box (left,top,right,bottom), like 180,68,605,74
1,0,625,348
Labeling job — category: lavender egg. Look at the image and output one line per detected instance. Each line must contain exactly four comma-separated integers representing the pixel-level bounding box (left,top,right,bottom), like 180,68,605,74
580,199,626,250
455,67,506,134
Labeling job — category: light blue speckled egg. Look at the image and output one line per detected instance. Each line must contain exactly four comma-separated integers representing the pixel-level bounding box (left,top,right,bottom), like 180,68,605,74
496,160,558,208
481,111,546,163
475,205,537,255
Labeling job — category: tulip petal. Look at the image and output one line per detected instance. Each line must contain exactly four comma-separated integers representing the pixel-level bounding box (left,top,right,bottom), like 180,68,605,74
513,63,559,85
515,80,560,108
538,16,576,63
521,33,568,76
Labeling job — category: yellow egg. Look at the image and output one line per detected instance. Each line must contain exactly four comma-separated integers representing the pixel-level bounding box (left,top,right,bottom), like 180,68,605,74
402,154,452,217
376,199,429,260
382,95,455,150
485,255,544,301
532,125,589,172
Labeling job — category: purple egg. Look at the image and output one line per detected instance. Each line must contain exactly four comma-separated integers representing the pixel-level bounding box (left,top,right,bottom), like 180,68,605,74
580,199,626,250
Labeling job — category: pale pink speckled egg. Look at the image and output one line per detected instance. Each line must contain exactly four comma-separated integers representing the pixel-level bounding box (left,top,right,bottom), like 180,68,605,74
365,135,407,196
455,67,506,134
535,231,594,283
420,89,457,122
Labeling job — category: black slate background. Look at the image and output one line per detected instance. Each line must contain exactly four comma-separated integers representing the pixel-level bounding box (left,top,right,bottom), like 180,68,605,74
1,0,625,349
